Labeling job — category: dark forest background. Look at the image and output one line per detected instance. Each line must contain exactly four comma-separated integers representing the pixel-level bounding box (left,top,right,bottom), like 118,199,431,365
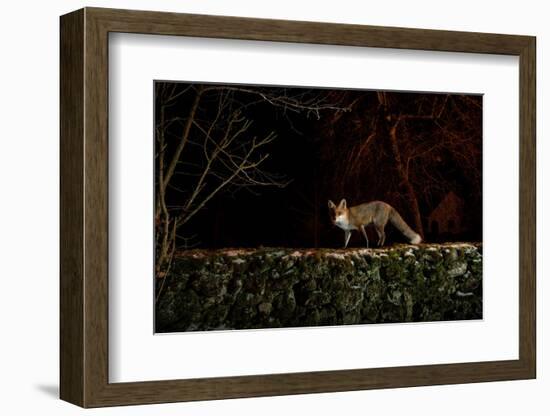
154,82,482,271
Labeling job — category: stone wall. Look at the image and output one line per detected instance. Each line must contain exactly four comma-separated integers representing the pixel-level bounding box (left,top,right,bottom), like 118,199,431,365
156,243,482,332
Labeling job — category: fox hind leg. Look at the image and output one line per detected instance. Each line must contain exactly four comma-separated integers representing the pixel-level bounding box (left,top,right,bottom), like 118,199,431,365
374,224,386,246
360,225,369,248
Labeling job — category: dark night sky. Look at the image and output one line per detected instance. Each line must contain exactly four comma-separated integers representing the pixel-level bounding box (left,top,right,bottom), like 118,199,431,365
155,82,482,249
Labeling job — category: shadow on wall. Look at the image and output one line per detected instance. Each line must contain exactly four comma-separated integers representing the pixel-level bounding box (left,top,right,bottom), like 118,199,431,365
34,384,58,399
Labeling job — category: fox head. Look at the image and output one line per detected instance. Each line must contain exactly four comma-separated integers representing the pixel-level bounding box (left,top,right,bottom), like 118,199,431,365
328,199,349,228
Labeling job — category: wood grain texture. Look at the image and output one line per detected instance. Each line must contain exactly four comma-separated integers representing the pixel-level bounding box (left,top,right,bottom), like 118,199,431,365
89,7,532,54
59,8,84,406
59,7,537,408
84,11,110,406
518,38,536,376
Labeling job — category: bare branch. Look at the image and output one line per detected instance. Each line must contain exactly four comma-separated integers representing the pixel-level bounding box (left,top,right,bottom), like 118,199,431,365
161,86,203,192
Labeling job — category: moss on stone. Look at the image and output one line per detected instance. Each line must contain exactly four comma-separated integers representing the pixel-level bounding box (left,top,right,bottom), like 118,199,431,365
156,243,482,332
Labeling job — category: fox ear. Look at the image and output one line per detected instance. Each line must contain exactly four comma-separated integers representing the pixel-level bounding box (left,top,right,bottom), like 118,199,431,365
339,198,347,209
328,200,336,210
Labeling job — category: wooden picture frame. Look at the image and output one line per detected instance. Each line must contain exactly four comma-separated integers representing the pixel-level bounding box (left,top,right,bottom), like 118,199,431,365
60,7,536,408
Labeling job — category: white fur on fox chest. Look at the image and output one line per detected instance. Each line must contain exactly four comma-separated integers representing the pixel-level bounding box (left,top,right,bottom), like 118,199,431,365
334,214,358,231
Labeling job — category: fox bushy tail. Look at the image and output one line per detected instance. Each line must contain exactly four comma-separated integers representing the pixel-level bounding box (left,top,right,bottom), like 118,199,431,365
389,208,422,244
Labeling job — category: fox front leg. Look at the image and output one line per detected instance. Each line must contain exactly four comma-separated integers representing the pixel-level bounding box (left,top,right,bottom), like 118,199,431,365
344,230,352,248
360,225,369,248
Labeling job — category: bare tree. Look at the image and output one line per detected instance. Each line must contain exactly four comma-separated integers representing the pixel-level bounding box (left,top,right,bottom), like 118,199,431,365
320,91,481,239
155,83,349,284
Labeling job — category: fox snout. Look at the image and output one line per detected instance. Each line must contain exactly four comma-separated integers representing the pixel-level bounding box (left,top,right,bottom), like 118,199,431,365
333,215,347,228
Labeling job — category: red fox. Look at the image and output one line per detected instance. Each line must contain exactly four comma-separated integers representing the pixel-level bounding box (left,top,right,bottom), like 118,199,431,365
328,199,422,248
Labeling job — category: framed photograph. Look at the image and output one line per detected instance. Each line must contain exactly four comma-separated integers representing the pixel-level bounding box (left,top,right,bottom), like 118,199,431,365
60,7,536,408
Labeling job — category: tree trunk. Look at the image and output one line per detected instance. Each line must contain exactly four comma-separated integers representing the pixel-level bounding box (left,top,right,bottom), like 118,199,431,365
388,120,424,238
155,87,204,280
